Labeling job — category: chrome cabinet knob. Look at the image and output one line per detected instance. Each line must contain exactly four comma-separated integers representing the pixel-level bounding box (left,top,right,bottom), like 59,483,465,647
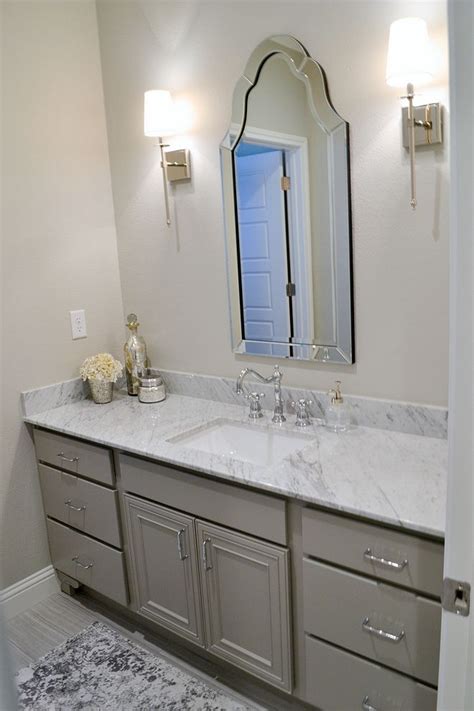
57,452,79,464
64,499,87,512
362,616,405,643
72,556,94,570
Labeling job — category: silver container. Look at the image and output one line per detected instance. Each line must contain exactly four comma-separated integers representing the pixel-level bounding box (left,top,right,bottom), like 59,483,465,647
138,370,166,404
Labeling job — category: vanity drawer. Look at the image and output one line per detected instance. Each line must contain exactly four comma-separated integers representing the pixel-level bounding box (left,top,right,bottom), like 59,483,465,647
39,464,121,547
118,453,287,545
303,558,441,685
34,429,114,486
46,519,127,605
305,635,437,711
302,507,444,597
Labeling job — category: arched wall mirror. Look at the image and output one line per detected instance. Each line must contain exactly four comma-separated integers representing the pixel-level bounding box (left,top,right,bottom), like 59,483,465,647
220,35,354,364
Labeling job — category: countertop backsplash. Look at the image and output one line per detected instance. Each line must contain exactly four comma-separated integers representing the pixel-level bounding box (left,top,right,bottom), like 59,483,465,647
22,369,448,439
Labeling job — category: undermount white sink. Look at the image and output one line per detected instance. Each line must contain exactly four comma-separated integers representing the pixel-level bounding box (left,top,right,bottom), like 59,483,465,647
170,418,314,466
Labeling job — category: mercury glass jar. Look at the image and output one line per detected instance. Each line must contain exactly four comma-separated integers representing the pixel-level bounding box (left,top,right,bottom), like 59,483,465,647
89,379,114,404
138,370,166,404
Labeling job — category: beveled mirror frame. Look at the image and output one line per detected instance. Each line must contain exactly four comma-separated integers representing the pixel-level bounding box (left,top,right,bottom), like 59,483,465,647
220,35,354,364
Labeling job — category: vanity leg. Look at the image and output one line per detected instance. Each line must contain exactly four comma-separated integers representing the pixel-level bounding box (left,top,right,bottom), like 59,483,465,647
57,571,80,597
60,581,76,596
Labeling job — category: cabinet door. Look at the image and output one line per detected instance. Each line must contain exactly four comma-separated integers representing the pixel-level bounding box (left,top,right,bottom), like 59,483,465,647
123,494,204,646
196,521,292,692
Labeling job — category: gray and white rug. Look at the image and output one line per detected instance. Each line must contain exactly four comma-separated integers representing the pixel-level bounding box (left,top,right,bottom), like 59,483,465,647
16,621,260,710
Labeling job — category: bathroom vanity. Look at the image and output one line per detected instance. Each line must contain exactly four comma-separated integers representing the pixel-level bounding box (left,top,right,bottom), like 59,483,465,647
25,387,446,711
23,37,446,708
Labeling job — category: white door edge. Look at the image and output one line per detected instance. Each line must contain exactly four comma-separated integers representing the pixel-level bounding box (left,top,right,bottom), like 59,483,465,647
437,2,473,709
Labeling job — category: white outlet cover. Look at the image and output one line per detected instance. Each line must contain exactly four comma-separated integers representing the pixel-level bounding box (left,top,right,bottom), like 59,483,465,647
70,309,87,340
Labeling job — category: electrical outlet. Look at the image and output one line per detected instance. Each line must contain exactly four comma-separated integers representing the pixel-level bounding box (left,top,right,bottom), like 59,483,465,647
70,309,87,340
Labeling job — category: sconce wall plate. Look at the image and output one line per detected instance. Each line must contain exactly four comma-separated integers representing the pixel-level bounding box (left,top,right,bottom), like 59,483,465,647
165,148,191,182
402,103,443,148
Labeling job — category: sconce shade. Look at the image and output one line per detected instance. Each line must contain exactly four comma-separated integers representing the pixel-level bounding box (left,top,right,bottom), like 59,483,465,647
144,89,175,137
386,18,433,88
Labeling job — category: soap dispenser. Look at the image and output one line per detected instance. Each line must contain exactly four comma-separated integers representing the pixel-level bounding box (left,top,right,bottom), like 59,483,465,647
124,313,148,396
325,381,351,432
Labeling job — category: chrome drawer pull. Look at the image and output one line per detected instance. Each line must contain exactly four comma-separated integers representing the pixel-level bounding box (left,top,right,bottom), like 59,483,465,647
64,499,87,512
362,696,378,711
72,556,94,570
362,617,405,643
202,538,212,570
177,528,189,561
57,452,79,464
364,548,408,570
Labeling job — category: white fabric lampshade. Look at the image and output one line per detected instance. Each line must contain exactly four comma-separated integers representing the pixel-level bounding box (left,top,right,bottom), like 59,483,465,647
386,18,433,88
144,90,175,137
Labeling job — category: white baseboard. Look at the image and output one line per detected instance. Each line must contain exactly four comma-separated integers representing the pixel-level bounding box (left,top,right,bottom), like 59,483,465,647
0,565,60,620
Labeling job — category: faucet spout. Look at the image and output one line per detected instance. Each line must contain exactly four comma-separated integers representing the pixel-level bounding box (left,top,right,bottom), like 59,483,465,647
235,365,286,423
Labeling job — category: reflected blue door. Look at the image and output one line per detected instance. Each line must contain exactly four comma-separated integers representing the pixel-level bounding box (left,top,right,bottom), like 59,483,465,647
235,149,290,356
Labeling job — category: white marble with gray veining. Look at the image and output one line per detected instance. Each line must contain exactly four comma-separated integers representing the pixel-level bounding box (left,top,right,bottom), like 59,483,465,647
22,370,448,439
23,389,447,538
21,378,88,417
159,370,448,439
21,375,127,417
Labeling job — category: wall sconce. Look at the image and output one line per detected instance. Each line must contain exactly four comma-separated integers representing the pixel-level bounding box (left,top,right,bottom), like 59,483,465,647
144,89,191,227
386,18,443,209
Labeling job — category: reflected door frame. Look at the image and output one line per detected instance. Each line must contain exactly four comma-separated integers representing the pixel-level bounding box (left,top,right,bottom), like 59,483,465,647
232,124,315,344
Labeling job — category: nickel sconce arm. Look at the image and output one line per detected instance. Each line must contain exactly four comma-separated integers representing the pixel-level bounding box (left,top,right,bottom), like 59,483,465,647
158,138,190,228
158,138,172,227
405,83,434,210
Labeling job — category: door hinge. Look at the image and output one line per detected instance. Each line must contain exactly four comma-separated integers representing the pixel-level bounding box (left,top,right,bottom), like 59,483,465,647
442,578,470,616
281,176,291,191
286,282,296,297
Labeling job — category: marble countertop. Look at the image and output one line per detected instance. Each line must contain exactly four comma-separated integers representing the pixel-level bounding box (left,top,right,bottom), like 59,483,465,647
24,390,447,539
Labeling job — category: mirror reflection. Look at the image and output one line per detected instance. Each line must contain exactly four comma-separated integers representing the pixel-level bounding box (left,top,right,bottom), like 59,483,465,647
221,36,354,363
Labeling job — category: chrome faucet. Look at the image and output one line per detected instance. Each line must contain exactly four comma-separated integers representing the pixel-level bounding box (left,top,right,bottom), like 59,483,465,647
236,365,286,423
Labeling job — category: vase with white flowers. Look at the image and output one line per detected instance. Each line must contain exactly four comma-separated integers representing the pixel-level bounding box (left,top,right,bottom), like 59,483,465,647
80,353,123,404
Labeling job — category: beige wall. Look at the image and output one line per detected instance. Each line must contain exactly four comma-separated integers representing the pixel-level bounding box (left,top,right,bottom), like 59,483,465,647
97,0,449,406
0,1,124,588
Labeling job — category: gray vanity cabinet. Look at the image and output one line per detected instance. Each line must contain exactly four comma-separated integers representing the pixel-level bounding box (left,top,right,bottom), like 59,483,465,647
123,494,204,647
196,521,292,693
33,429,443,709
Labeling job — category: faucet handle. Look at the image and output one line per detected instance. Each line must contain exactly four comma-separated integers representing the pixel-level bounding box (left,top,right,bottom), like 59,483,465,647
245,392,265,419
245,391,265,400
291,398,313,427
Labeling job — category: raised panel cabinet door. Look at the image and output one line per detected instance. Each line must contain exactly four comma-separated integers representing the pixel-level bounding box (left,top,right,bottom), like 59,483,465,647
196,521,292,692
123,494,204,647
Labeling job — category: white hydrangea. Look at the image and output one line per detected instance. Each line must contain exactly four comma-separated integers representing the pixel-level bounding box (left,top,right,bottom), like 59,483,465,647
80,353,123,383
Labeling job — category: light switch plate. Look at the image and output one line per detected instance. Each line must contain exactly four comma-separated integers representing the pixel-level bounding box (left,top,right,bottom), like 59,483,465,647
70,309,87,340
